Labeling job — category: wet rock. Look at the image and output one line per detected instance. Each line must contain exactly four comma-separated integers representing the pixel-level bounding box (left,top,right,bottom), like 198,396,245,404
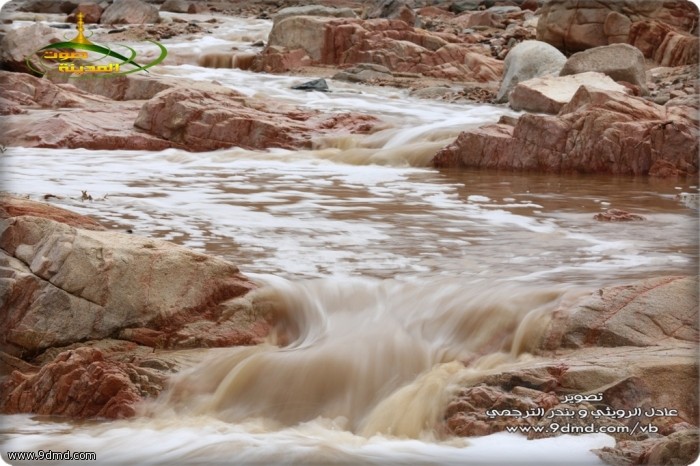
273,5,357,25
101,0,159,25
445,384,559,436
0,347,154,418
0,70,99,109
446,330,697,443
433,86,699,176
18,0,80,14
0,211,256,355
536,0,698,54
594,428,700,466
67,3,103,24
160,0,189,13
0,195,105,230
541,276,698,349
509,72,629,114
495,40,566,103
0,24,63,74
560,44,648,95
291,78,329,92
593,209,646,222
134,84,379,152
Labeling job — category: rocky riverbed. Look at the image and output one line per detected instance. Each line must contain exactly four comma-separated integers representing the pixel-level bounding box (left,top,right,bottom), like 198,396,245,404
0,0,698,465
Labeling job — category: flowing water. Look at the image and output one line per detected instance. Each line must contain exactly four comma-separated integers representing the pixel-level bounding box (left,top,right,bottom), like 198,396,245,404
1,10,699,466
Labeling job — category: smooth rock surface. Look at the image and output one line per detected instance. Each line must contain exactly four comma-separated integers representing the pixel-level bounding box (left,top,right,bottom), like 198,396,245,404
509,72,629,114
541,276,698,349
560,44,648,94
496,40,567,103
0,24,63,74
0,213,256,355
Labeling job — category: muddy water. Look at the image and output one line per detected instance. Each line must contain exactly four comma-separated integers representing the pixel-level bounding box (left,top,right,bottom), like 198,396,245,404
1,12,699,466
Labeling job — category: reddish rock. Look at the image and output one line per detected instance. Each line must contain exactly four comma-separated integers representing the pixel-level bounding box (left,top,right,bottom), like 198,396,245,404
445,384,560,436
629,20,700,66
255,17,502,82
0,24,64,74
0,347,153,418
536,0,698,55
134,84,381,152
0,213,258,355
18,0,80,13
593,209,646,222
67,3,103,23
432,86,699,176
0,195,105,230
541,276,698,349
0,71,174,151
595,428,699,466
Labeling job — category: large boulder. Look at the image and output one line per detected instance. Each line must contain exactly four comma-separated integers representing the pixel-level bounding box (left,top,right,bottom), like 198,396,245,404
628,20,700,67
0,212,256,355
445,276,698,449
433,86,699,176
595,429,700,466
508,71,629,114
560,44,648,94
0,24,63,74
537,0,697,49
273,5,357,25
541,276,698,349
67,3,104,23
100,0,159,24
160,0,190,13
260,17,501,82
134,84,379,152
18,0,80,13
1,347,152,418
495,40,567,103
267,16,331,61
0,70,173,150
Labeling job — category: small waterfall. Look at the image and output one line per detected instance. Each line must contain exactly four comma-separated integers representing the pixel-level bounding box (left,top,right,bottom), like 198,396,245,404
149,277,587,437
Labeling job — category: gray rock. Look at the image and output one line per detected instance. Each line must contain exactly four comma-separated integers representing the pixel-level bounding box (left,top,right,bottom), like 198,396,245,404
364,0,416,25
273,5,357,25
560,44,648,95
449,0,482,13
291,78,329,92
101,0,159,24
496,40,567,103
